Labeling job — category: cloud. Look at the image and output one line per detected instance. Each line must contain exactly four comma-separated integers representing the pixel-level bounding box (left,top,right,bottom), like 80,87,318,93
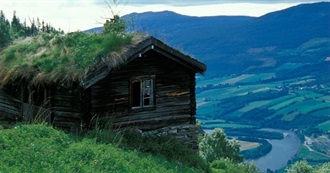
2,0,325,32
120,2,304,17
121,0,321,6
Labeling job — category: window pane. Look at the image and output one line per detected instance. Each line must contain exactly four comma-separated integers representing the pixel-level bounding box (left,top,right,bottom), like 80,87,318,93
144,98,150,106
132,81,141,107
131,78,154,108
144,89,151,97
144,80,151,88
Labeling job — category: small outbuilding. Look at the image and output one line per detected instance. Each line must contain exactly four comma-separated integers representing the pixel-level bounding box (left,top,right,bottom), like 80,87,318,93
0,34,206,148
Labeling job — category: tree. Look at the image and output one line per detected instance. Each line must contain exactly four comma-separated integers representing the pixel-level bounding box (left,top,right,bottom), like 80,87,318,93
10,11,25,38
286,161,330,173
102,0,127,35
199,128,243,163
0,10,11,49
316,162,330,173
286,160,313,173
103,15,126,35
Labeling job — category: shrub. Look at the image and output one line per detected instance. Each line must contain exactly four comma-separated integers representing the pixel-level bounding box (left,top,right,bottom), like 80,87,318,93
286,160,313,173
210,158,259,173
199,128,243,163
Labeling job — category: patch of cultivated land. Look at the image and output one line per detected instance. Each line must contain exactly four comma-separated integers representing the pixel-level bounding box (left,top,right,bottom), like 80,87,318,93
239,140,260,151
196,73,330,163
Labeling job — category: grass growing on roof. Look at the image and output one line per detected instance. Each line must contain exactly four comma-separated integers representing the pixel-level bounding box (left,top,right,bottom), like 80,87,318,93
0,31,135,85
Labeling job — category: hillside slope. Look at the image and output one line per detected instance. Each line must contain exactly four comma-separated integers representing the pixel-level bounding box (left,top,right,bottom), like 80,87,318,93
0,124,202,172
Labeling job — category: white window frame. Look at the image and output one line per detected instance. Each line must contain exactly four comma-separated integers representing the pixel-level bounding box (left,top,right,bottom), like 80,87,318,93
131,76,155,109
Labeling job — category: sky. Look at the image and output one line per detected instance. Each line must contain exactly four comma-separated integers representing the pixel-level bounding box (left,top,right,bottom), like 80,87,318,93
0,0,325,32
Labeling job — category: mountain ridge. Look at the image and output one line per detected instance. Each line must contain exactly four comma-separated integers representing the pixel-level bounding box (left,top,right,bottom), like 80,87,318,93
85,2,330,75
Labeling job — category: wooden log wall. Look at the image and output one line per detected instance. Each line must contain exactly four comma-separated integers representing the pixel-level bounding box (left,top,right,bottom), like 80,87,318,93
51,85,83,133
0,87,21,119
90,50,198,146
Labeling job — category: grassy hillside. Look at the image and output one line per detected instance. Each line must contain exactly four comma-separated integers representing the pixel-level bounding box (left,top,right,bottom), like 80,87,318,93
0,124,203,173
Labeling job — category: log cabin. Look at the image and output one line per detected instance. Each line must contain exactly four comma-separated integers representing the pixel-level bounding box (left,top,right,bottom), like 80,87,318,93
0,34,206,148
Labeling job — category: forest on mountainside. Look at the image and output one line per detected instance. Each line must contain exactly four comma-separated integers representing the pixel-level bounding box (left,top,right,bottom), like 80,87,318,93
0,10,63,50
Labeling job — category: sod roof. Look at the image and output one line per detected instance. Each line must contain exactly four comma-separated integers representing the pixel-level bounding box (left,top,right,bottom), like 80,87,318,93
0,32,206,88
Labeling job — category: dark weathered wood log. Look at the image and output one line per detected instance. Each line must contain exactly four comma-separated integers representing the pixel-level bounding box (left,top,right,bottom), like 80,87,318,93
0,88,21,119
52,111,81,118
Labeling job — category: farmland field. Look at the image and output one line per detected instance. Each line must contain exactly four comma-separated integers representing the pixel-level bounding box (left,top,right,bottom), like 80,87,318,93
317,120,330,132
239,140,260,151
202,123,256,129
295,145,330,162
196,72,330,164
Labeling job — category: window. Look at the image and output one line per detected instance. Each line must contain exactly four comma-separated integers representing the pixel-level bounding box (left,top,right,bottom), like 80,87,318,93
131,76,155,108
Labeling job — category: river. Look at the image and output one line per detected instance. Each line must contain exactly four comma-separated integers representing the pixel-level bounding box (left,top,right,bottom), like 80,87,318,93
204,128,301,172
248,129,301,172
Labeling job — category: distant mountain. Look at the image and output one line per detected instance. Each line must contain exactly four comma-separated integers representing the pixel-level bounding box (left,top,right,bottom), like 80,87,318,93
86,2,330,76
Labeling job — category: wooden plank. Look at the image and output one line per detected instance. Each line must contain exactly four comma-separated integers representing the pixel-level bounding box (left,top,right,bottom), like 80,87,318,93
53,111,81,119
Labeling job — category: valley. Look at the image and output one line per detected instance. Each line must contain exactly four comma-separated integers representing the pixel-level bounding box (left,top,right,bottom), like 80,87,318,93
196,71,330,171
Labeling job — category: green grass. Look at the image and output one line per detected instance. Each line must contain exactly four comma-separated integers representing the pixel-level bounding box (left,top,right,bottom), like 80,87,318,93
295,145,330,161
220,74,254,85
272,98,330,118
291,99,329,114
202,123,256,129
239,73,276,83
238,100,272,113
269,97,305,111
197,84,277,101
196,73,275,87
196,76,231,87
196,100,221,117
0,32,134,85
199,119,258,129
320,96,330,101
275,63,305,70
281,112,300,121
310,108,330,117
201,119,226,124
0,124,203,172
317,120,330,132
295,90,324,99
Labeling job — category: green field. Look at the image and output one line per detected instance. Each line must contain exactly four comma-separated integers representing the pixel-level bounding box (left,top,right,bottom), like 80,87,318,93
238,100,272,113
275,63,305,70
196,73,330,134
295,145,330,161
317,120,330,132
220,74,254,85
239,73,276,83
196,76,231,87
197,84,278,102
202,123,256,129
269,97,305,111
295,90,324,99
310,108,330,117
